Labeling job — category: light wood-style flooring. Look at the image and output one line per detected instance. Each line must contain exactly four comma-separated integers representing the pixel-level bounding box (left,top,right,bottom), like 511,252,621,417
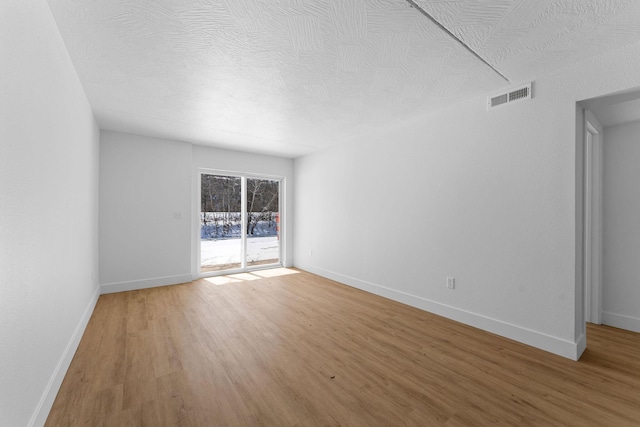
46,268,640,426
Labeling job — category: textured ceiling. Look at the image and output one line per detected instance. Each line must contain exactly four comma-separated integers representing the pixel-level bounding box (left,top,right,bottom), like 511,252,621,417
413,0,640,79
46,0,640,157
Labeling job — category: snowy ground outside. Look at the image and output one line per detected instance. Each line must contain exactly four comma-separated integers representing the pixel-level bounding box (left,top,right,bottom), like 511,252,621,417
201,236,279,269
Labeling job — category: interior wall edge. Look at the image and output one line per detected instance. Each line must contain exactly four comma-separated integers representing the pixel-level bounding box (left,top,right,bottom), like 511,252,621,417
574,105,586,342
100,273,194,295
601,312,640,334
29,286,100,427
296,263,583,361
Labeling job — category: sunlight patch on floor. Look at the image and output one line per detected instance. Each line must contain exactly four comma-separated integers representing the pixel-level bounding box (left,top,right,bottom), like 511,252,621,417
203,276,244,286
203,268,299,285
252,268,299,278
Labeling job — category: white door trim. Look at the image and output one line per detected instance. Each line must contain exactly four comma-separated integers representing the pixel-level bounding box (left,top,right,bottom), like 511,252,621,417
584,110,603,325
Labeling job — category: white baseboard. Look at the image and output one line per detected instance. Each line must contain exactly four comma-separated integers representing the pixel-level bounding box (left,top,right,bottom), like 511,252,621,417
29,285,100,427
100,274,193,294
575,332,586,360
297,263,582,361
602,311,640,334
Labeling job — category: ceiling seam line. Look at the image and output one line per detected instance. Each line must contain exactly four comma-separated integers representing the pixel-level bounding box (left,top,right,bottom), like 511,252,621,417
403,0,510,83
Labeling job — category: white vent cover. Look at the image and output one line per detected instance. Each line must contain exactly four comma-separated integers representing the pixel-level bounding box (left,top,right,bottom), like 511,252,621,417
487,82,532,110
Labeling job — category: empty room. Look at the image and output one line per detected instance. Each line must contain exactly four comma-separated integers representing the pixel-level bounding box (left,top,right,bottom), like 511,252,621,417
3,0,640,425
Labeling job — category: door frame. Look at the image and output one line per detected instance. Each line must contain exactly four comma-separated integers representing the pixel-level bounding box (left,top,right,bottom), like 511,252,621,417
583,110,603,325
197,168,284,278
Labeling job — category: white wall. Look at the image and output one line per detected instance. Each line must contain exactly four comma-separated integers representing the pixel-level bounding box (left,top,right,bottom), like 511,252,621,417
99,132,294,292
192,144,294,274
0,1,100,426
100,131,192,292
602,120,640,333
294,41,640,360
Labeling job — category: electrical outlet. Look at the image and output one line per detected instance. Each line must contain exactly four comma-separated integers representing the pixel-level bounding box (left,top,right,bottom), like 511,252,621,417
446,277,455,289
309,249,313,257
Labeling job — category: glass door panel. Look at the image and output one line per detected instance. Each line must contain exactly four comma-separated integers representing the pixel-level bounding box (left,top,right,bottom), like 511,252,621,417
246,178,280,267
200,174,242,272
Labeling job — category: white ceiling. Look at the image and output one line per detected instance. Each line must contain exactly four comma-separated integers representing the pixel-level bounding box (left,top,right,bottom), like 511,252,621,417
46,0,640,158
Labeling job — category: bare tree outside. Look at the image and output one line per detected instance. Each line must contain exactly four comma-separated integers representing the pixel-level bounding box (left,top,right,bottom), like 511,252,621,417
247,178,279,236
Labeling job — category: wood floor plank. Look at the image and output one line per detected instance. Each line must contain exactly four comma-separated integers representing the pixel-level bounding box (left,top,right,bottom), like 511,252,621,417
46,268,640,426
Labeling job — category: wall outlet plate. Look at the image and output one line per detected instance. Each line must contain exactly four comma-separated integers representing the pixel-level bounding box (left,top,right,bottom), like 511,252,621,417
446,277,455,289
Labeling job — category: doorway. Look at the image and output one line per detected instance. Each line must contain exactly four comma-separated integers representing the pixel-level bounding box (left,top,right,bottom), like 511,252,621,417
580,87,640,335
199,171,282,275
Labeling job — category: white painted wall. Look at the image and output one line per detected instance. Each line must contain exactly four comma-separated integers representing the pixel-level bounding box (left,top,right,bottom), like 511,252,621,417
0,1,99,426
99,132,294,291
191,144,294,275
100,131,192,293
602,120,640,333
294,41,640,360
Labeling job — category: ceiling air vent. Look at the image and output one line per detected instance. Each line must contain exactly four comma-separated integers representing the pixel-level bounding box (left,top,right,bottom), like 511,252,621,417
487,82,532,110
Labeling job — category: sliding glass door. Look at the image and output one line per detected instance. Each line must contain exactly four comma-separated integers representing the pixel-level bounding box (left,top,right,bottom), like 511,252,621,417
200,172,281,274
246,177,280,268
200,174,243,272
